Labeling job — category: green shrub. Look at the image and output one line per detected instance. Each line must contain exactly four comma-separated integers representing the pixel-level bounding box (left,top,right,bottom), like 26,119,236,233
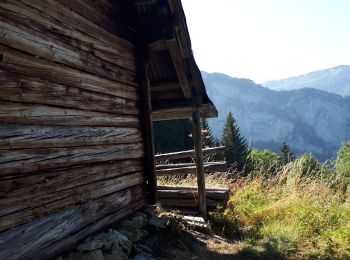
247,149,283,176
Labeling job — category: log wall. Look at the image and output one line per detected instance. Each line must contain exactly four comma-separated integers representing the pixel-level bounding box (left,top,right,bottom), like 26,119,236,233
0,1,148,259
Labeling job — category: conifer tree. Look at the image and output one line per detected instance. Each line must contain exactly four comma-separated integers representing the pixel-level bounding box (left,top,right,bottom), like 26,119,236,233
221,112,249,170
201,118,214,148
279,142,293,164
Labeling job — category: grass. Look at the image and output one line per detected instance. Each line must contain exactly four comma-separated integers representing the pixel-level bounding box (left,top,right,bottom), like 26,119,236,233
157,146,350,259
209,160,350,259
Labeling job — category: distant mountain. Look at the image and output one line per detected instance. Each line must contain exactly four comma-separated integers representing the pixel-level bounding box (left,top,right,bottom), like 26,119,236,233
202,71,350,160
262,65,350,96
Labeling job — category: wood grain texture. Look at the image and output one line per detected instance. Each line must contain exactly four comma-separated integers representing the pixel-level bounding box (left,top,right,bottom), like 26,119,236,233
0,142,144,177
0,185,146,260
0,11,137,84
1,0,135,52
0,159,143,196
0,124,142,149
0,172,145,231
0,101,140,127
0,45,138,100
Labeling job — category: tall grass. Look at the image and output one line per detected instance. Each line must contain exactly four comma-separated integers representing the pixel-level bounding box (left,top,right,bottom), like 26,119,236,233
210,150,350,259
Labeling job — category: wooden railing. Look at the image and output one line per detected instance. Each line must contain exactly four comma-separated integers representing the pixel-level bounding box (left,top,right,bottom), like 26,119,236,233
155,146,228,216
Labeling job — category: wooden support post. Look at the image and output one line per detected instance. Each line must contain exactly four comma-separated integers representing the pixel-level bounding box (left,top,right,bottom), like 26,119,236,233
191,103,207,219
140,61,157,203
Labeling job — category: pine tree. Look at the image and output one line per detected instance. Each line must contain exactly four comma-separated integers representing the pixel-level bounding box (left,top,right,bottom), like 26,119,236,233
201,118,214,148
221,112,249,170
279,142,293,164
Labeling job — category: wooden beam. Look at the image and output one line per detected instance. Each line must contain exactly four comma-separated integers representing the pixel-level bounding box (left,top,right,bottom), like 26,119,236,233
157,185,229,192
139,61,157,203
0,185,145,259
156,161,226,170
155,162,226,176
151,103,217,121
155,146,226,162
192,105,207,219
168,40,192,99
150,82,180,92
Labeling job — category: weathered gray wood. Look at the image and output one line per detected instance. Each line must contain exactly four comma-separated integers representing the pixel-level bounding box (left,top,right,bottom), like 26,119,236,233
156,189,229,201
139,61,157,203
0,101,140,127
192,107,207,219
168,40,192,99
158,198,220,208
155,146,226,162
156,161,227,170
0,125,142,149
1,0,135,53
0,185,145,260
157,185,230,192
151,82,180,92
0,172,145,231
0,70,139,115
35,200,146,260
0,159,143,197
155,162,227,176
0,143,144,177
152,103,218,121
0,13,137,85
0,45,138,100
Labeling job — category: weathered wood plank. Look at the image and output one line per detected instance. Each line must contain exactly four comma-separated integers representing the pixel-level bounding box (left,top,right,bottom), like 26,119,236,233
156,189,229,201
0,101,140,127
0,124,142,149
1,0,135,50
0,143,144,177
0,159,143,196
0,185,146,260
156,161,227,170
155,146,226,162
0,45,139,100
55,0,135,41
35,200,146,260
155,162,227,176
192,108,207,219
0,172,145,231
157,185,230,192
0,11,137,84
158,198,220,208
0,69,140,115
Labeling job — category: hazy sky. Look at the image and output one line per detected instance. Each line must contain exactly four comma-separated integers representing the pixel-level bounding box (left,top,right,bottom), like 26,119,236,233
182,0,350,83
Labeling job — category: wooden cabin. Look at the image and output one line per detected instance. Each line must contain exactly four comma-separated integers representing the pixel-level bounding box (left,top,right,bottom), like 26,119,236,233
0,0,217,259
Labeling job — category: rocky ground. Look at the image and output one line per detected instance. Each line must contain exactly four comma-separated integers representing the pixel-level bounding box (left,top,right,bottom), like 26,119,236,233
56,206,255,260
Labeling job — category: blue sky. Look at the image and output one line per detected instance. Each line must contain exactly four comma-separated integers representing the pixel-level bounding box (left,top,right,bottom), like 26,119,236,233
182,0,350,83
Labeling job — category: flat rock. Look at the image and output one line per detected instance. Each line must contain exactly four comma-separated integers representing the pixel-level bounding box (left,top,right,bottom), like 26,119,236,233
80,249,104,260
77,240,104,252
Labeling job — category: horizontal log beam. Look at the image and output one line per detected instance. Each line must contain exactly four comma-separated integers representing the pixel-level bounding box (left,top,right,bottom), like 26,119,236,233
0,143,144,177
0,172,145,231
155,162,227,176
151,103,218,121
0,185,146,260
156,189,229,201
0,70,139,115
155,146,226,162
150,82,180,92
158,198,221,208
0,125,142,149
157,185,230,192
0,159,143,198
0,13,137,85
0,101,140,127
0,45,138,100
156,161,226,170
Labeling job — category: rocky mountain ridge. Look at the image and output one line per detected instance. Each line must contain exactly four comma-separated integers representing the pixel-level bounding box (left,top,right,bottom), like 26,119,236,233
202,71,350,160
